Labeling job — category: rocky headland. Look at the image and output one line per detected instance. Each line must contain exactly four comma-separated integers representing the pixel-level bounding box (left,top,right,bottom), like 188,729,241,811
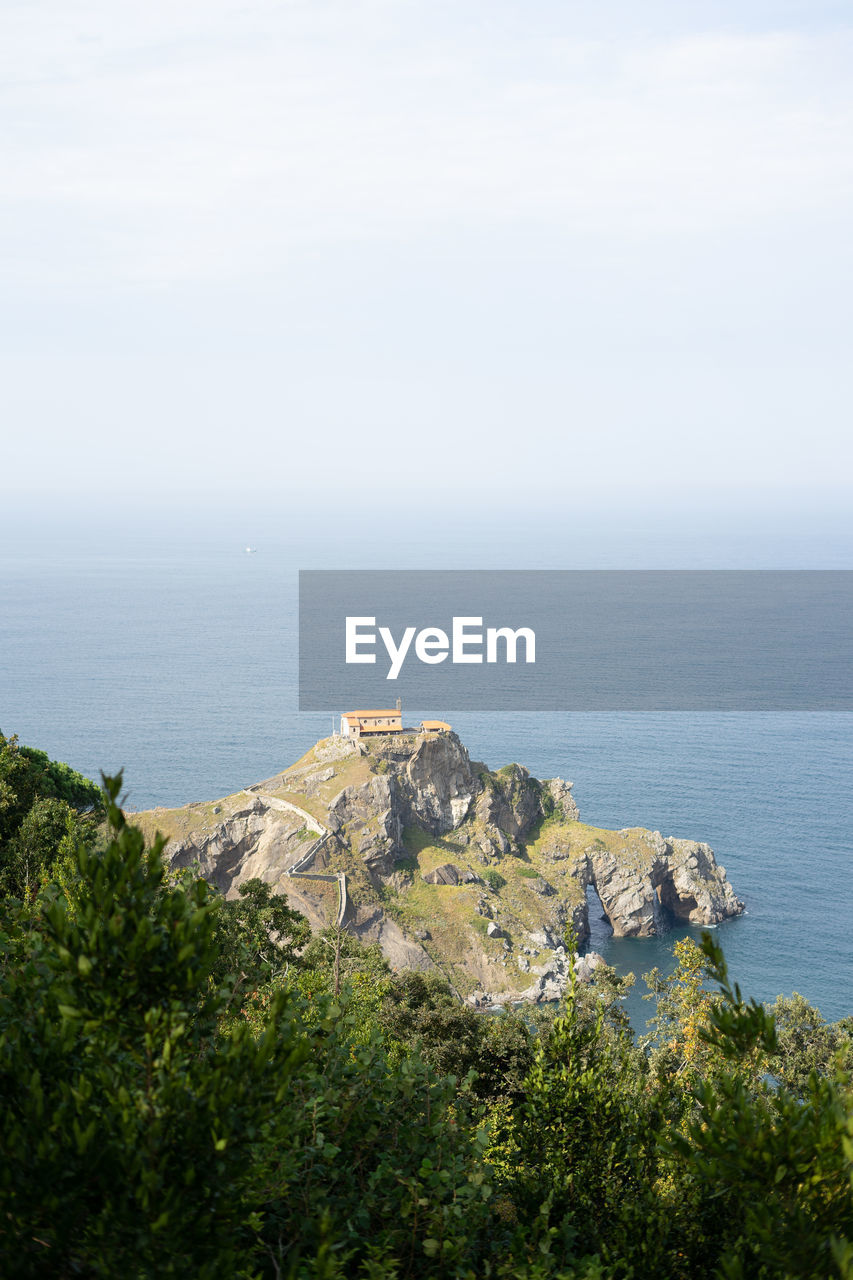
129,730,743,1005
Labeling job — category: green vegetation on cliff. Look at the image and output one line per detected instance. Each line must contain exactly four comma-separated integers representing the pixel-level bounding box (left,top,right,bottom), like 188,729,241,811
126,731,744,1005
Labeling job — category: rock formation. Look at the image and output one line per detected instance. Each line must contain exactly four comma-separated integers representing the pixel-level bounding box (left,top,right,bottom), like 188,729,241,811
129,729,744,1005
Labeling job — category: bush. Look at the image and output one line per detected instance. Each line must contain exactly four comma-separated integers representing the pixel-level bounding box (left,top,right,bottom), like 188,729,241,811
0,776,308,1277
0,734,103,898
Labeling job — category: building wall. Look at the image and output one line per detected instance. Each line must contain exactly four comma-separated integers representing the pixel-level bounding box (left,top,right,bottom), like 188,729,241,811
341,712,402,735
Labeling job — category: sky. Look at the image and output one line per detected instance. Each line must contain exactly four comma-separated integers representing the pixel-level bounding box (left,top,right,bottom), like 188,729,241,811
3,0,853,535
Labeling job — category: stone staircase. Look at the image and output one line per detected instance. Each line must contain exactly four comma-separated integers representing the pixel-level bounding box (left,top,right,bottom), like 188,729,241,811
242,792,348,929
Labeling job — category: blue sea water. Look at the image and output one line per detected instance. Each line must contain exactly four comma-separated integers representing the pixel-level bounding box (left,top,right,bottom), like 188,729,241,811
1,534,851,1028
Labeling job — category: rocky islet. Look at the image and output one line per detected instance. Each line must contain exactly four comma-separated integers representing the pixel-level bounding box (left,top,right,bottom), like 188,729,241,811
133,729,743,1005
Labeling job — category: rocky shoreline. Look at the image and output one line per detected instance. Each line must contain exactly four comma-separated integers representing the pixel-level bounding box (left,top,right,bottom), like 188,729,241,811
132,729,743,1005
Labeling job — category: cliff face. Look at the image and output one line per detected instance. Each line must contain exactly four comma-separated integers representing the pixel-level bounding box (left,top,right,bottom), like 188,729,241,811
133,730,743,1004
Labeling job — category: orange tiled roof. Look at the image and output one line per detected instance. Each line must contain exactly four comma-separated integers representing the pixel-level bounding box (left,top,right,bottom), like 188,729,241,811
342,710,401,721
421,720,451,730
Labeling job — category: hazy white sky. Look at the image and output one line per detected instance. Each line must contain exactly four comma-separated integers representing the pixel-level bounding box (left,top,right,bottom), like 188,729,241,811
3,0,853,514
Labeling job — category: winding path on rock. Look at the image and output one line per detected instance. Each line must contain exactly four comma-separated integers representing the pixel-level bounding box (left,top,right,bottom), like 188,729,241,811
241,792,347,928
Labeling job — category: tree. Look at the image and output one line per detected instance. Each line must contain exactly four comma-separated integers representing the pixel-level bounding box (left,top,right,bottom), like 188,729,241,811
0,775,308,1278
663,933,853,1279
210,876,311,992
379,969,543,1103
767,991,853,1097
642,936,765,1097
499,963,664,1271
0,797,76,898
0,732,102,898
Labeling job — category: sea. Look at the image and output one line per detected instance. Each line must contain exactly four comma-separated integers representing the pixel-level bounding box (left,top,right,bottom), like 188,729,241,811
1,518,851,1031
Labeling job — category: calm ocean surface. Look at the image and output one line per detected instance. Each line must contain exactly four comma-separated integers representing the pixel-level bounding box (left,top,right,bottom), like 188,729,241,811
1,538,851,1028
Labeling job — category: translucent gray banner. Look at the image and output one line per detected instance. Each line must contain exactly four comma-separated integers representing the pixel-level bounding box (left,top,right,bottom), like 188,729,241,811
298,570,852,711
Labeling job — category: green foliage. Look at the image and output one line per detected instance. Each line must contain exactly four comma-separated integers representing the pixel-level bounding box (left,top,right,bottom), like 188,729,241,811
379,970,539,1103
22,747,103,811
290,924,392,1036
255,1006,494,1279
487,936,853,1277
574,963,637,1044
767,991,853,1097
498,965,664,1270
0,732,103,898
0,775,307,1277
517,865,540,879
210,876,311,992
482,868,507,892
640,936,766,1096
0,797,77,899
300,924,390,987
1,740,851,1278
0,732,101,830
662,933,853,1278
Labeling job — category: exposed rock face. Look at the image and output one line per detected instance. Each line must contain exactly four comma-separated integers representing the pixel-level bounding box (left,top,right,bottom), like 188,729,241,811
403,734,478,832
324,733,480,872
348,905,434,972
527,876,555,896
663,837,741,925
475,764,541,841
327,774,399,873
518,949,606,1003
422,863,480,886
301,766,336,797
149,728,744,1002
167,797,313,895
561,829,742,942
544,778,580,822
573,951,606,984
326,740,579,874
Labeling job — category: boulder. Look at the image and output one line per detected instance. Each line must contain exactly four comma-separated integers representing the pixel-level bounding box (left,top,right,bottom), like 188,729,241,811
573,950,605,983
527,876,555,896
422,863,463,886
